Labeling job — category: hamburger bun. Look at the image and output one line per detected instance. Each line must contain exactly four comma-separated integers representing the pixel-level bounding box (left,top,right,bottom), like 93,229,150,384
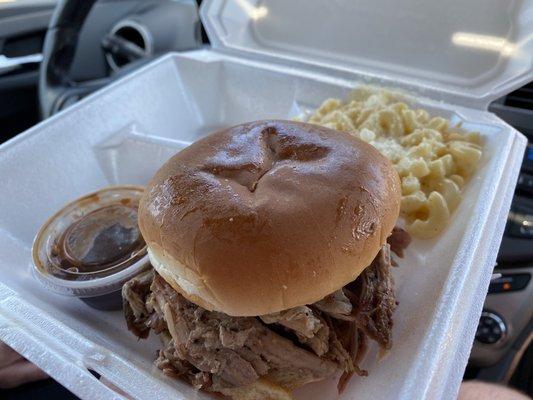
139,120,400,316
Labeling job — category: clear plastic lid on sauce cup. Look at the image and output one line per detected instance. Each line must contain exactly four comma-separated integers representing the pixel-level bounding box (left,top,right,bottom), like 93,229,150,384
32,185,150,310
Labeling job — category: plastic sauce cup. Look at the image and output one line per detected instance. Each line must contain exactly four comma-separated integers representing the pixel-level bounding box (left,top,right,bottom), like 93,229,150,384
32,185,150,310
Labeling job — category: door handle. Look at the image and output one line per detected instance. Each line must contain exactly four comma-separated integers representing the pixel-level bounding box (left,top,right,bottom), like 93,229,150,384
0,53,43,76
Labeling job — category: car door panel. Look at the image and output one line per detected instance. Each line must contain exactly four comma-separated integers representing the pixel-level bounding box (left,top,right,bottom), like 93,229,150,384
0,1,55,142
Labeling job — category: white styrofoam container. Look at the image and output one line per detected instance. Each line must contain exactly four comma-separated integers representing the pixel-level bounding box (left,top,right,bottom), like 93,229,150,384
0,1,531,399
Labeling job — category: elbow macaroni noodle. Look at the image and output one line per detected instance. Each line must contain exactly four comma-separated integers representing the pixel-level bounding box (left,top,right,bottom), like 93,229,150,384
306,88,483,239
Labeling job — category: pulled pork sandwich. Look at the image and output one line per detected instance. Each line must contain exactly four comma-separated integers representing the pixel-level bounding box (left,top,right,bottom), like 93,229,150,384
123,120,410,400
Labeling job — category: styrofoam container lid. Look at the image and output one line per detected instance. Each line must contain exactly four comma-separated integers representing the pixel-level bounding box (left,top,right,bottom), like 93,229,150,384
201,0,533,106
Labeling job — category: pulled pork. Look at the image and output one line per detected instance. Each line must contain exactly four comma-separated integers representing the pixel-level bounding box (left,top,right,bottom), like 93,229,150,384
314,289,354,321
123,230,409,394
259,306,330,356
387,227,411,259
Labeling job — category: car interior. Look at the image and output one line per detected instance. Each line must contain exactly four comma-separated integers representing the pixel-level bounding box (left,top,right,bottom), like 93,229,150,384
0,0,531,399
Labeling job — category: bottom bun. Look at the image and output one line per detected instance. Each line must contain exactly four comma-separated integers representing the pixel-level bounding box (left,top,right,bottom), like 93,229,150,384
218,378,294,400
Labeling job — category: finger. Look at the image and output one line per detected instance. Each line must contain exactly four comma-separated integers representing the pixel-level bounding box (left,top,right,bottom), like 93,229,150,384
459,381,530,400
0,342,24,368
0,359,49,389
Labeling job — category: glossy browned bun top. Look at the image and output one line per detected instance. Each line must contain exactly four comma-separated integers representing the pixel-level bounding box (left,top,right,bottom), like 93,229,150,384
139,120,400,316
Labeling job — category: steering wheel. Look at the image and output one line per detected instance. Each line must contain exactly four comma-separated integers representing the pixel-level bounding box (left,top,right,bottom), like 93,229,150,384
39,0,103,119
39,0,201,119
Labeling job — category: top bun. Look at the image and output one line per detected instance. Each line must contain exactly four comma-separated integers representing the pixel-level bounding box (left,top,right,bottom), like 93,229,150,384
138,120,400,316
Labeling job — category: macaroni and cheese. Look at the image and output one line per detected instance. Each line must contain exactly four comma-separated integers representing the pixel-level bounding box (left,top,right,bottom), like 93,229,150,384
307,88,483,239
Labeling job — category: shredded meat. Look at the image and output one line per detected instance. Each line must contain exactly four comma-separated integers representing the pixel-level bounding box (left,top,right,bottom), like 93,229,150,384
260,306,322,339
122,269,154,338
301,321,330,356
347,244,396,350
150,274,338,389
122,238,404,394
314,289,354,320
320,315,353,371
154,331,213,390
387,227,411,258
334,319,369,393
260,306,330,356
